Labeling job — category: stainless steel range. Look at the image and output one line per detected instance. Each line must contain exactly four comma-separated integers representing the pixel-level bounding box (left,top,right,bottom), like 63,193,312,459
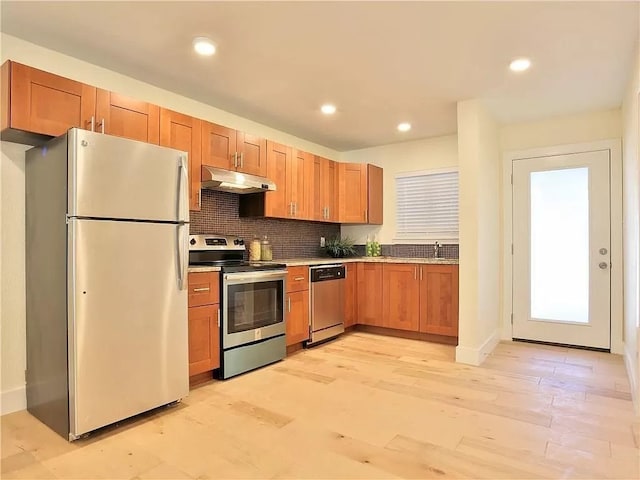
188,235,287,379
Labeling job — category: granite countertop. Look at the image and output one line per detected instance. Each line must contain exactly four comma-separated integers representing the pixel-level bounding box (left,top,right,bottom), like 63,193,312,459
188,257,458,273
277,257,459,266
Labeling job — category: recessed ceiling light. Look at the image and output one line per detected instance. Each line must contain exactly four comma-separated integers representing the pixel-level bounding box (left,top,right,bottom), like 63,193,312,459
397,122,411,132
320,104,336,115
509,58,531,72
193,37,216,56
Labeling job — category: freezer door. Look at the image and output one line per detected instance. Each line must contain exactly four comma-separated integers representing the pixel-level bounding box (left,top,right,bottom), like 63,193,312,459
68,218,189,437
68,128,189,222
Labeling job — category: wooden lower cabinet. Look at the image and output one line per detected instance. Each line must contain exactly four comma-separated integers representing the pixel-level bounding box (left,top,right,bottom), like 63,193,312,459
344,263,358,328
286,290,309,346
419,264,459,337
188,304,220,376
356,262,383,326
382,264,420,331
187,271,221,377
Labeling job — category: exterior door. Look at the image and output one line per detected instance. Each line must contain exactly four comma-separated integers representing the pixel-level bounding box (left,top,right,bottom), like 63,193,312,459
512,150,611,349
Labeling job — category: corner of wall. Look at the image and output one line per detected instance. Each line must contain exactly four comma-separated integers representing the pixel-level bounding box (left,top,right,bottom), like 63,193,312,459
455,328,501,366
624,341,639,415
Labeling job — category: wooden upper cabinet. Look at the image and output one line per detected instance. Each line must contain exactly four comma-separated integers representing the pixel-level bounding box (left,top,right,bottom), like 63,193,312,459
201,121,236,170
367,164,384,225
419,265,459,337
338,163,368,223
382,264,420,331
201,122,266,176
2,61,96,140
289,149,313,220
95,89,159,144
237,131,267,177
264,141,290,217
159,108,202,211
344,262,358,328
313,156,338,222
356,262,383,326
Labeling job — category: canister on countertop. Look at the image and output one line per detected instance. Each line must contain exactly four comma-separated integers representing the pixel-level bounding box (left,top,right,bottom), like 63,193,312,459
260,235,272,261
249,235,261,261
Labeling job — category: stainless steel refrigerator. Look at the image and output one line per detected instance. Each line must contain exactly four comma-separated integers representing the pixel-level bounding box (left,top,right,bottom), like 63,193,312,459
25,128,190,440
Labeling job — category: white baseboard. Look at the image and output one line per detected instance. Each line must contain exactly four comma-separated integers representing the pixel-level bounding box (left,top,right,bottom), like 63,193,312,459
456,328,501,366
623,342,639,415
1,385,26,416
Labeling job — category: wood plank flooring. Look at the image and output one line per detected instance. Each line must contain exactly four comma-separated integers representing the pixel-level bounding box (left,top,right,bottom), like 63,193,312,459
2,332,638,479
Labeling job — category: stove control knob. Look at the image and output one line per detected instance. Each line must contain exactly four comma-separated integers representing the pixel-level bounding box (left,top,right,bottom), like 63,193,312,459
189,238,196,245
234,239,244,245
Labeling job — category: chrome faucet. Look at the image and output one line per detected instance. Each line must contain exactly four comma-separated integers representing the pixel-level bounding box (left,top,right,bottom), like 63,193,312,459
434,241,440,258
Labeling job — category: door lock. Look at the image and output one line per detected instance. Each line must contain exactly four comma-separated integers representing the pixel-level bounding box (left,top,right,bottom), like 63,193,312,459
599,248,608,255
598,262,608,270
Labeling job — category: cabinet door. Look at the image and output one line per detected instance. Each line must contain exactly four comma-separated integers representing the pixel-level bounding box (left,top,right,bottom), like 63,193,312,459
264,140,290,218
95,89,159,144
188,304,220,376
323,158,338,222
339,163,368,223
236,131,267,177
312,156,324,221
286,290,309,346
367,164,384,225
289,149,313,220
356,263,383,326
419,265,459,337
160,109,202,211
8,61,96,137
344,263,358,328
383,264,420,331
201,121,235,169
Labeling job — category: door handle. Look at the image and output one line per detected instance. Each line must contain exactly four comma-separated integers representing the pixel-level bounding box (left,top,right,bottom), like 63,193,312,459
178,155,189,221
598,262,608,270
86,116,95,132
96,118,105,134
176,224,188,290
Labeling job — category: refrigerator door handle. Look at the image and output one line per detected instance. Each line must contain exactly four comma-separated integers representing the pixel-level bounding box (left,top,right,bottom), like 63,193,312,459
177,224,188,290
177,155,189,222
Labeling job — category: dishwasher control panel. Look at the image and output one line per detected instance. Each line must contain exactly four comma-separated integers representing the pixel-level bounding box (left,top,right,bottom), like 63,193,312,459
310,265,345,282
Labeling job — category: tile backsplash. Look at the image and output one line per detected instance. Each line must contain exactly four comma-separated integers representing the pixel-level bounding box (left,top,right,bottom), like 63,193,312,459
190,190,459,260
190,190,340,259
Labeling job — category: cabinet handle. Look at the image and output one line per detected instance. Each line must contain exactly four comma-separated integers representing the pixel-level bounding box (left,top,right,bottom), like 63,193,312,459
420,267,423,281
198,190,201,208
293,202,297,216
294,276,305,281
232,152,238,168
86,116,95,132
288,296,291,313
192,287,210,292
239,152,244,168
217,308,220,327
414,267,417,280
289,202,294,216
96,118,105,134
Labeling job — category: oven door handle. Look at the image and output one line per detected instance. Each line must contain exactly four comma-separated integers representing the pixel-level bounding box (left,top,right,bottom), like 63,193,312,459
224,271,287,283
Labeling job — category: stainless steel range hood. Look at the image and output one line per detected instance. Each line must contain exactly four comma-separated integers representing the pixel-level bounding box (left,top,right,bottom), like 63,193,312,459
200,166,276,194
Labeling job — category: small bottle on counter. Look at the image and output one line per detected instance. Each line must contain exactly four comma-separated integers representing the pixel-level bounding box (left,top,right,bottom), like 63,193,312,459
260,235,273,261
249,235,261,261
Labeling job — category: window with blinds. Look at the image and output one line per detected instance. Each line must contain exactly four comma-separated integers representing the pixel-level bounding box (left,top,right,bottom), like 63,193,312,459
395,168,459,242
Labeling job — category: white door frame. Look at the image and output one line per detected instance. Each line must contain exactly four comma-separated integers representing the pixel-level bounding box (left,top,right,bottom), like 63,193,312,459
502,139,623,354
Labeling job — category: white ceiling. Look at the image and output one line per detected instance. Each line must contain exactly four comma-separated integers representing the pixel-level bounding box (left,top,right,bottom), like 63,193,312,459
1,1,638,151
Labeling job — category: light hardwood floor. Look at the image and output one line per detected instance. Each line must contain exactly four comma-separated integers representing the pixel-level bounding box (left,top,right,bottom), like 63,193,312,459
2,332,638,479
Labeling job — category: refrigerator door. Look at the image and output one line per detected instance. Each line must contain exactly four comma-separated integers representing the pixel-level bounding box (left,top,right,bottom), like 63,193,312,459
68,128,189,223
68,218,189,437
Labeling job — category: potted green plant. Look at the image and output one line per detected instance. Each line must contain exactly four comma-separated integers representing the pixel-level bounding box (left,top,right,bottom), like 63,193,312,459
323,236,357,258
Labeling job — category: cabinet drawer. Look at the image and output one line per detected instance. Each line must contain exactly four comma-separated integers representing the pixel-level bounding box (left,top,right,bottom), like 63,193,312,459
188,272,219,307
286,266,309,292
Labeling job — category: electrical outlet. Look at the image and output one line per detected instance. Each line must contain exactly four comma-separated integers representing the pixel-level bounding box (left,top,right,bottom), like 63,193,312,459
320,237,325,247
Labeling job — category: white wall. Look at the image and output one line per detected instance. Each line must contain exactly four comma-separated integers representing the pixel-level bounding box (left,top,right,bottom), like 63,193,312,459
0,34,341,415
340,135,458,243
456,100,502,365
500,108,622,151
621,43,640,413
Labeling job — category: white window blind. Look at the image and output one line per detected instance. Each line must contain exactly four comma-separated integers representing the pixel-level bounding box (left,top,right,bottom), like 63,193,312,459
395,169,459,242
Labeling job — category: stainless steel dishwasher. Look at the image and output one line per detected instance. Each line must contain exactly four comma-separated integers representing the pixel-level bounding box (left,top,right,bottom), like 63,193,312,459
307,264,346,346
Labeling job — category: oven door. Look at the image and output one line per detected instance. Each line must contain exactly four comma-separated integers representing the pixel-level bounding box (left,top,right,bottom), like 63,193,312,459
222,270,286,349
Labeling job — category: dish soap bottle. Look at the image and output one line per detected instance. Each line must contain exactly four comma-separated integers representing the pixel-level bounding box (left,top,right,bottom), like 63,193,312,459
249,235,261,261
260,235,273,261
